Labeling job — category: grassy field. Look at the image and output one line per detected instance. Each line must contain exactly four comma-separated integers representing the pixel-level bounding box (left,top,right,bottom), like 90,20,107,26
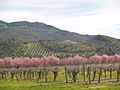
0,80,120,90
0,65,120,90
0,61,119,90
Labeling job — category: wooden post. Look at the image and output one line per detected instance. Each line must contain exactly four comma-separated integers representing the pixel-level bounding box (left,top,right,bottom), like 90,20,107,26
98,67,102,83
117,64,120,82
29,69,32,81
44,67,47,82
83,64,86,81
104,69,107,78
117,70,119,82
88,67,91,84
65,66,68,83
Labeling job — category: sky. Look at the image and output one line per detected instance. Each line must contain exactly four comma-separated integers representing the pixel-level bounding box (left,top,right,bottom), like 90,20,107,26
0,0,120,39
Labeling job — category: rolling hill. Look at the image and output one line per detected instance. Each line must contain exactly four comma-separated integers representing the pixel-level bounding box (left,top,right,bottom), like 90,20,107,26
0,20,111,43
23,40,120,58
0,20,120,57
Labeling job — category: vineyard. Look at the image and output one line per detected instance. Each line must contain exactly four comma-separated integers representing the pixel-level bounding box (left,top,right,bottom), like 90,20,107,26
0,54,120,85
24,40,107,58
24,41,61,57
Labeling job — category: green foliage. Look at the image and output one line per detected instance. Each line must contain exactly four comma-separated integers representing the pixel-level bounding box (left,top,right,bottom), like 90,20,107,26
1,39,120,58
0,38,24,58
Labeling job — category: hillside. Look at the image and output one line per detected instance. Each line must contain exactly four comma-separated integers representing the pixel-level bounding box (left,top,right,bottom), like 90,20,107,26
0,20,91,42
0,20,120,57
24,40,120,58
1,20,118,44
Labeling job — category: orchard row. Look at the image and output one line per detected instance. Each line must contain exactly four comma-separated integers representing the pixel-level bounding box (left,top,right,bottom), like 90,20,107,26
0,54,120,68
0,54,120,83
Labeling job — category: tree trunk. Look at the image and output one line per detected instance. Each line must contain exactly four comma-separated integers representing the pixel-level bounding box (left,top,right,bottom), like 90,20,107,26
10,72,14,80
92,68,96,81
23,71,26,80
1,72,6,80
19,72,22,79
104,69,106,78
15,72,19,81
53,72,58,82
36,72,41,83
110,66,112,79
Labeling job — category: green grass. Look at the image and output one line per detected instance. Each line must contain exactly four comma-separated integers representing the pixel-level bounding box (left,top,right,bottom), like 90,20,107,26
0,80,120,90
0,66,120,90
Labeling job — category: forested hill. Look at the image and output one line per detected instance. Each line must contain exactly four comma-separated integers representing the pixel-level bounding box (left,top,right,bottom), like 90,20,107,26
0,20,120,57
0,20,119,43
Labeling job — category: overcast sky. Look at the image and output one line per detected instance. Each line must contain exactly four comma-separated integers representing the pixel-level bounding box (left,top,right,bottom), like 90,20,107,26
0,0,120,38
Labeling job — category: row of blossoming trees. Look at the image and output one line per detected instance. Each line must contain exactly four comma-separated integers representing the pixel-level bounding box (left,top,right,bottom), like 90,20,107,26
0,54,120,83
0,54,120,68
